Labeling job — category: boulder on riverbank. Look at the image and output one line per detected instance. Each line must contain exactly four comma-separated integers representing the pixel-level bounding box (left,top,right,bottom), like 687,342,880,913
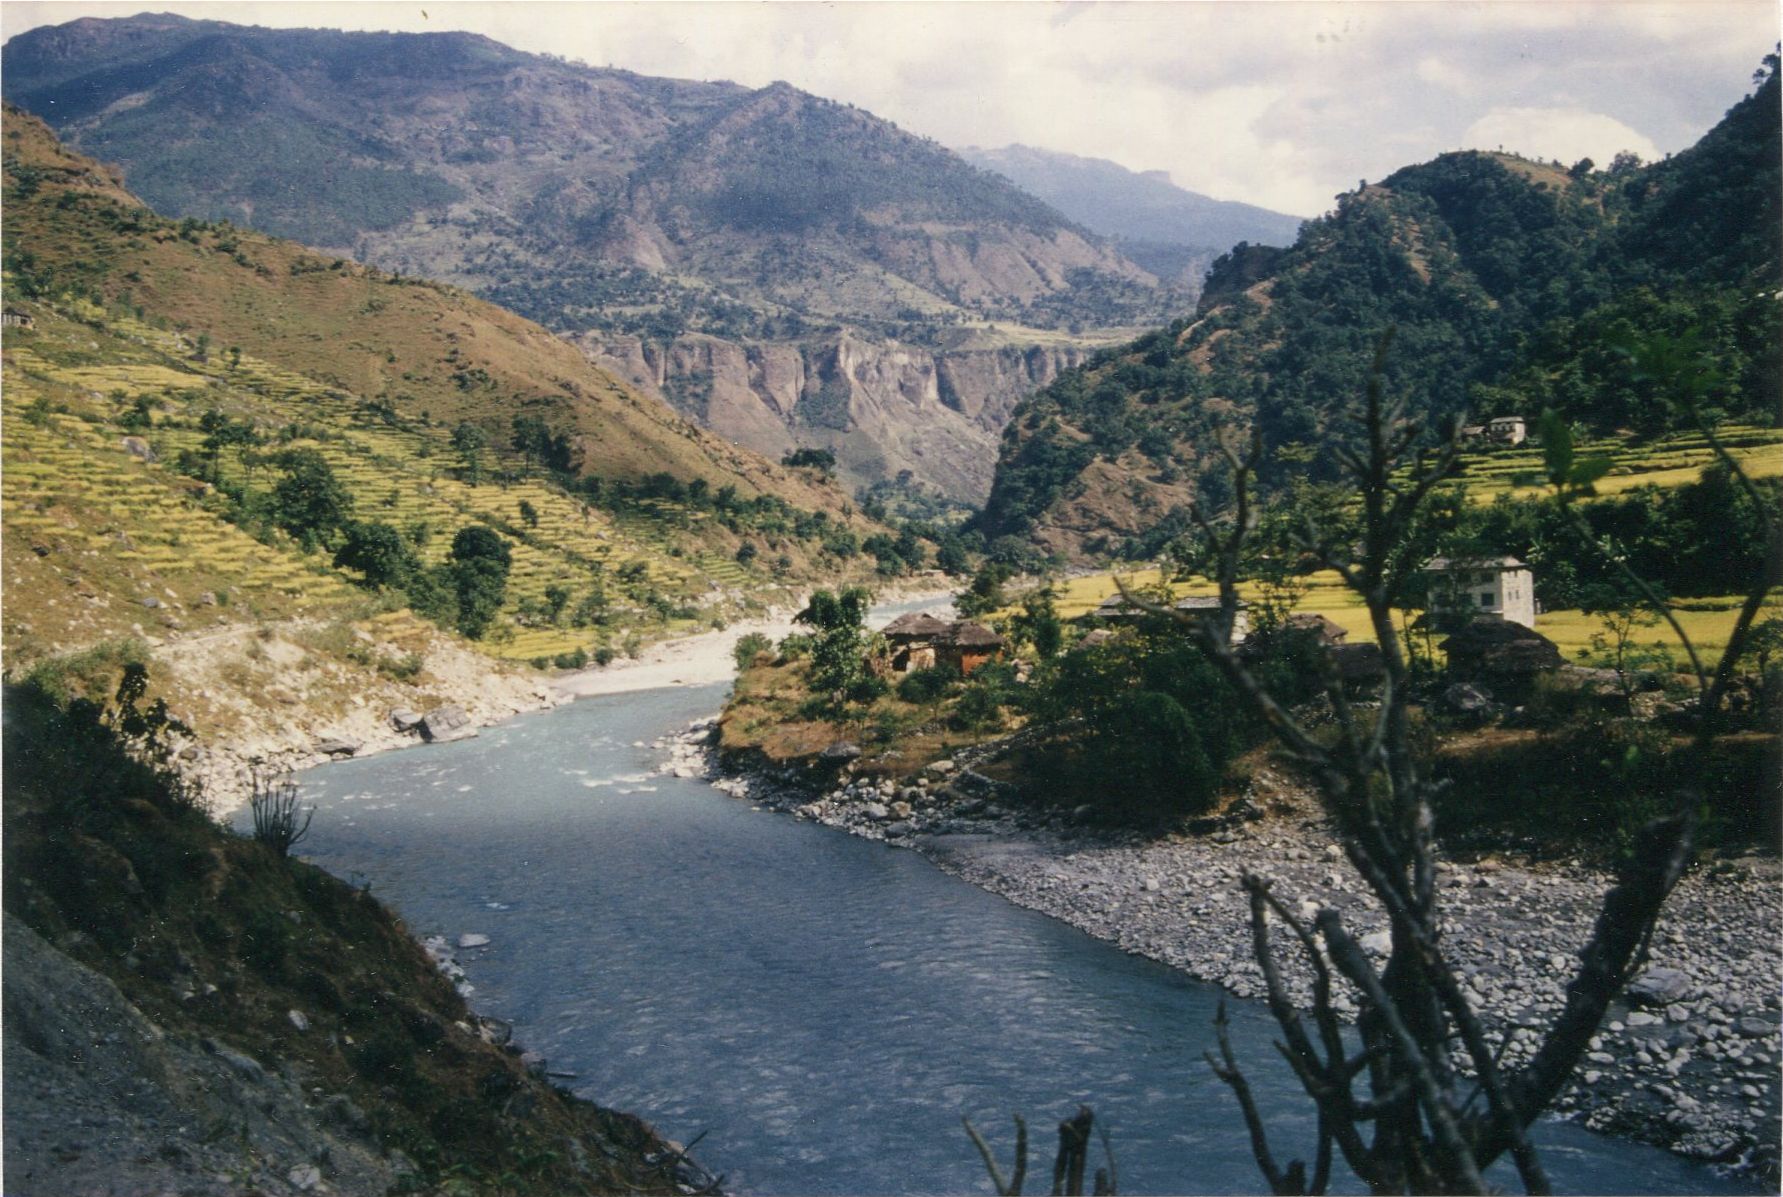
420,705,477,743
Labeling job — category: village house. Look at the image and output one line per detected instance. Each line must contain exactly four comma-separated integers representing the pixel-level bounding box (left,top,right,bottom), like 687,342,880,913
1460,416,1527,446
1282,612,1348,644
1486,415,1527,445
1425,556,1537,630
2,308,36,329
1088,593,1252,642
881,613,1006,676
937,622,1005,676
881,612,953,673
1439,616,1563,694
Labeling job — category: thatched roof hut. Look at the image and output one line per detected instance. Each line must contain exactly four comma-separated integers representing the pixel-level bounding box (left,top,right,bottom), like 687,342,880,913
1440,617,1562,679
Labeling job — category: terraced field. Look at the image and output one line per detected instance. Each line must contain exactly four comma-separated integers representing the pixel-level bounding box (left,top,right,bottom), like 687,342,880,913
1452,424,1783,504
2,297,788,666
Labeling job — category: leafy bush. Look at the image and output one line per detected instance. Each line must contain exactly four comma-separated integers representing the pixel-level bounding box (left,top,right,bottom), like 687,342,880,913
1024,628,1251,824
775,633,813,661
896,664,959,704
732,632,774,671
949,683,1004,731
21,639,150,706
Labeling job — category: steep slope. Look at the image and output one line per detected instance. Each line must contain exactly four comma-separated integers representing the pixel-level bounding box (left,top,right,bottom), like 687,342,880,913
1,104,897,794
579,325,1113,501
960,144,1305,289
4,680,707,1196
0,101,859,513
977,70,1782,560
3,15,1189,500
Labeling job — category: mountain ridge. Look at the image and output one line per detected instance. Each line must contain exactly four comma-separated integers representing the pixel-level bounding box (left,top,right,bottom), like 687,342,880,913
976,69,1781,559
958,143,1306,288
2,14,1190,500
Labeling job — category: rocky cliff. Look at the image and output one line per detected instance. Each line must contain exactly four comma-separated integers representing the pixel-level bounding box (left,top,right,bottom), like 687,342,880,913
579,330,1100,503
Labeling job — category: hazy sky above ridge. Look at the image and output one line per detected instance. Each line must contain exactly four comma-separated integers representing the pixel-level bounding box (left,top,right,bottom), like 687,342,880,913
3,1,1775,216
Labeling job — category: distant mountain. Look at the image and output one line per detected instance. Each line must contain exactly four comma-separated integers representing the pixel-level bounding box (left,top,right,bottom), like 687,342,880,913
976,71,1781,560
2,15,1198,501
959,144,1304,287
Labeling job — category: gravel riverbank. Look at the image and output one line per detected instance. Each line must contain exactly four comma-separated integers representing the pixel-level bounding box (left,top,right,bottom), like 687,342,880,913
670,722,1783,1185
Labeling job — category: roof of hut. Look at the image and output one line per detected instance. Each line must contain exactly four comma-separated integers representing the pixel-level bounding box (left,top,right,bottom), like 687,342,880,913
882,612,953,640
1285,613,1348,643
1440,617,1562,674
941,621,1005,648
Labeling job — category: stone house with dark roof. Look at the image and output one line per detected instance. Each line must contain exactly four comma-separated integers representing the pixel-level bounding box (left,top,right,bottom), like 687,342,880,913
881,613,1006,676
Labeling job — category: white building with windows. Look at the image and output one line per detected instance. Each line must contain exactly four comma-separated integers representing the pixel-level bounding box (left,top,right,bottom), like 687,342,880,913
1486,416,1527,445
1425,556,1537,629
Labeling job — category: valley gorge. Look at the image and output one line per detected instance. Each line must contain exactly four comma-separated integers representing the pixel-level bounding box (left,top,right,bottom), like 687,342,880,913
577,327,1105,502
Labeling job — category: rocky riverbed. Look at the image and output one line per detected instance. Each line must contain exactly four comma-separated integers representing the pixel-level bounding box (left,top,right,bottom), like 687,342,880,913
664,721,1783,1185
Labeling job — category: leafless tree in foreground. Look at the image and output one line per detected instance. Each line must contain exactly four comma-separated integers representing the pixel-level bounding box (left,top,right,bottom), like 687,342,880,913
965,1107,1118,1195
1123,331,1776,1194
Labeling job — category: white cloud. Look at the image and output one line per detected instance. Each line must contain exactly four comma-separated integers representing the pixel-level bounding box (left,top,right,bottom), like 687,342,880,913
1415,56,1477,95
2,0,1774,216
1461,107,1664,167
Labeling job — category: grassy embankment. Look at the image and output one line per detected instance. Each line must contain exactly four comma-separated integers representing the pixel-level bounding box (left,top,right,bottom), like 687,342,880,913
2,297,788,668
722,651,995,783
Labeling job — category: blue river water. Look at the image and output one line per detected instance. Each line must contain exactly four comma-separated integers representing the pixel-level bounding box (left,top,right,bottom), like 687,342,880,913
282,651,1753,1193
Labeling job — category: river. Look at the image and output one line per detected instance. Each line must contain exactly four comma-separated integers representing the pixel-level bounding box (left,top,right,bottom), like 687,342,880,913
282,620,1751,1194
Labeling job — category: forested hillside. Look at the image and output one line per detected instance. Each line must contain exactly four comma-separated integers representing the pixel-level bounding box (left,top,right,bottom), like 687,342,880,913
978,66,1781,558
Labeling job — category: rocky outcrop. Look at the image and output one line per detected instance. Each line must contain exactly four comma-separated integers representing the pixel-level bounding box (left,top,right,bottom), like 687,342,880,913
578,330,1096,502
3,915,401,1196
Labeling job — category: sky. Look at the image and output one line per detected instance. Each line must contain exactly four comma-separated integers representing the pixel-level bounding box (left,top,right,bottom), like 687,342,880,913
2,2,1775,216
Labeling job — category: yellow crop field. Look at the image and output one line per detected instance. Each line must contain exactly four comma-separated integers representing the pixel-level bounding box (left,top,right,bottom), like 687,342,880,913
1032,567,1772,672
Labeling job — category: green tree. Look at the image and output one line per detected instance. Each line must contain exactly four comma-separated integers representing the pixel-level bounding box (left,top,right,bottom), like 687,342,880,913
955,562,1013,618
509,413,542,467
793,586,873,701
334,521,418,589
199,409,260,485
542,584,572,624
271,449,354,549
446,525,512,640
451,421,487,486
934,534,970,576
517,499,540,528
1008,587,1063,659
781,446,837,473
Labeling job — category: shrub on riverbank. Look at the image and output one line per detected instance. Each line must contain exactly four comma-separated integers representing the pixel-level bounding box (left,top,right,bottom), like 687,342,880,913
1014,623,1255,825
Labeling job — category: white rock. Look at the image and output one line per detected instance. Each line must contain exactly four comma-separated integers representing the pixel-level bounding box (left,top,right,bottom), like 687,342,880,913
287,1009,310,1032
458,933,491,949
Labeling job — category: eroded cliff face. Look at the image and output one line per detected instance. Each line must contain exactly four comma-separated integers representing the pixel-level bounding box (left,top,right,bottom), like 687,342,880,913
576,331,1091,503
